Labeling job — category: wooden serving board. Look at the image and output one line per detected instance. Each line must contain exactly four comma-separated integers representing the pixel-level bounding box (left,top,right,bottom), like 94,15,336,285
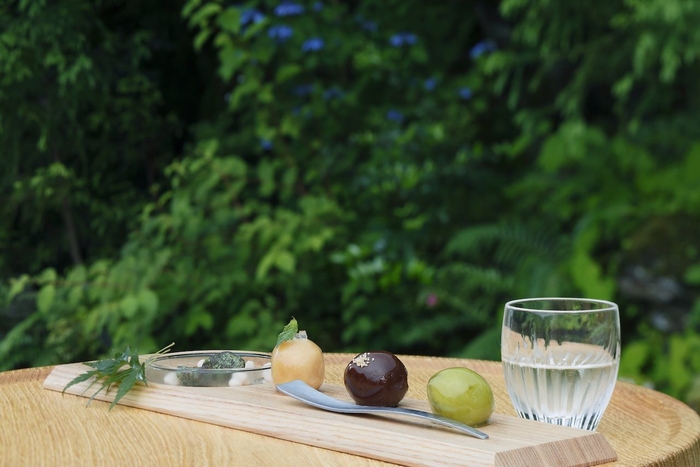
43,363,617,467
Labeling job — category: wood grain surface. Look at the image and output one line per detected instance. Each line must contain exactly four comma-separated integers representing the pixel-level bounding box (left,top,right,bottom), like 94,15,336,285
1,354,699,466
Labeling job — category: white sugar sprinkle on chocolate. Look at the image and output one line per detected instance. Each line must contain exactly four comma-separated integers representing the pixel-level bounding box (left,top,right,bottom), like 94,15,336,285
352,353,370,368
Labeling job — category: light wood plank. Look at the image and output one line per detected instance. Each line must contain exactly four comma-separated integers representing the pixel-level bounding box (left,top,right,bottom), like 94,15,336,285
44,362,616,467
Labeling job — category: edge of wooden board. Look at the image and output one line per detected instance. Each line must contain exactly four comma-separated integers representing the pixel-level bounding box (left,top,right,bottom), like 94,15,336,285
43,362,617,467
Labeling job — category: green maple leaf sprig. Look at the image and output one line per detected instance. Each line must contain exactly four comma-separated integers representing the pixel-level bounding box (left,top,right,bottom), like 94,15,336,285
62,342,174,410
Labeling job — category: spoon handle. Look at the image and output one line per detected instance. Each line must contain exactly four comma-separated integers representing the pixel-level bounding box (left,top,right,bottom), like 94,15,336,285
368,406,489,439
276,380,489,440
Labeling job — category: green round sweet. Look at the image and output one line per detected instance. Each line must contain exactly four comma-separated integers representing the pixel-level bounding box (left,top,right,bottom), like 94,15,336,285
427,367,494,427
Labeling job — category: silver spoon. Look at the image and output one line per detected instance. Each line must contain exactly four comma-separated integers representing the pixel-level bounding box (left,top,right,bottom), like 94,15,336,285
276,380,489,439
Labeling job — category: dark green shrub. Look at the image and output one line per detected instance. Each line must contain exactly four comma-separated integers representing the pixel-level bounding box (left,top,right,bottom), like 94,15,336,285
2,0,700,410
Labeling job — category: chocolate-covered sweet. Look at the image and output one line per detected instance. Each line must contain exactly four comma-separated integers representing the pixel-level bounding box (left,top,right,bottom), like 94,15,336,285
343,351,409,406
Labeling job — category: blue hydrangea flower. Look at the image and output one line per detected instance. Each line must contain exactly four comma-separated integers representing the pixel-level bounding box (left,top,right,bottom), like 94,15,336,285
261,139,273,151
355,15,378,32
268,24,293,42
313,1,323,11
274,2,304,17
469,40,497,59
292,84,314,96
424,78,437,91
301,37,324,52
323,88,344,100
389,32,418,47
240,8,265,27
386,109,404,123
459,87,473,100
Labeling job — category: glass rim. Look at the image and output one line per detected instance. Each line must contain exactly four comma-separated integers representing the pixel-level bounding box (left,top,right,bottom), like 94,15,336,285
505,297,618,313
146,350,271,373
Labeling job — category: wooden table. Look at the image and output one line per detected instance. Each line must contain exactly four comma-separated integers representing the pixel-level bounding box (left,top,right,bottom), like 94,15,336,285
1,354,699,466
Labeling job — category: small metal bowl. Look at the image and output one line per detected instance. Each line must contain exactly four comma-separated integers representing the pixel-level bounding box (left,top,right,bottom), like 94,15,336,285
145,350,272,387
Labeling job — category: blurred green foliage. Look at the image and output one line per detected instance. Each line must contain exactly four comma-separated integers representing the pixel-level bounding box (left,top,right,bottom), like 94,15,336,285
1,0,699,411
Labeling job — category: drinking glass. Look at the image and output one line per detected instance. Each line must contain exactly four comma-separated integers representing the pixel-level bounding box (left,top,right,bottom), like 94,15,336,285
501,298,620,431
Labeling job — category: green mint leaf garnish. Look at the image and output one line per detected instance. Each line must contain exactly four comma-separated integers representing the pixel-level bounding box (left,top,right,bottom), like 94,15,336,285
276,317,298,347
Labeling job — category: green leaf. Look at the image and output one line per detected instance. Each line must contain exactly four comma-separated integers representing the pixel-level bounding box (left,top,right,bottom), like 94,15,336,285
193,28,213,51
275,251,296,274
217,9,241,34
569,252,614,300
228,77,259,108
109,364,143,410
280,114,301,138
36,284,56,314
256,250,276,279
669,335,692,396
62,343,173,410
0,313,40,360
68,286,83,307
138,288,159,316
8,274,30,301
258,159,276,197
182,0,204,18
62,369,101,396
619,340,650,380
686,263,700,285
185,310,215,334
120,295,139,318
36,268,57,284
187,3,222,29
275,64,301,83
276,317,298,346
